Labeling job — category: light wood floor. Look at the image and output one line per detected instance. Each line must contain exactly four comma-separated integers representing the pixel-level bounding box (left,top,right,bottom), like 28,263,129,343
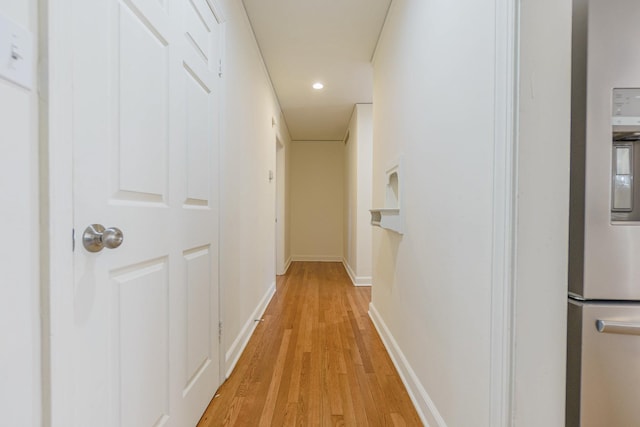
197,262,423,426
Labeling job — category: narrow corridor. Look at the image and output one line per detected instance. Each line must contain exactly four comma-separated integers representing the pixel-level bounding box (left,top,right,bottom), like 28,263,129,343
198,262,421,426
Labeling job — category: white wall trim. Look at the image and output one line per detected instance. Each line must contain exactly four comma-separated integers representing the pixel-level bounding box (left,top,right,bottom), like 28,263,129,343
291,255,343,262
369,303,446,427
275,136,286,276
370,0,396,65
342,259,372,287
225,281,276,378
46,0,75,425
489,0,519,426
280,256,292,275
239,2,292,141
216,14,228,394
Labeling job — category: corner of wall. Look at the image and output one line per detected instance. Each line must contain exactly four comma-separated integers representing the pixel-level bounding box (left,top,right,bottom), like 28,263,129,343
282,256,292,275
513,0,572,424
342,259,371,286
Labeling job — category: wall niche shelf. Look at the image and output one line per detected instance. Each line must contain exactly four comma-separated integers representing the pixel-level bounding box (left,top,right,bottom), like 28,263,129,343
371,159,403,234
370,208,402,233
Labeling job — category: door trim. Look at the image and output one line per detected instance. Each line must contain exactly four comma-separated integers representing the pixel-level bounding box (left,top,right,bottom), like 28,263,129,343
43,0,75,425
275,136,285,275
490,0,519,425
214,8,227,387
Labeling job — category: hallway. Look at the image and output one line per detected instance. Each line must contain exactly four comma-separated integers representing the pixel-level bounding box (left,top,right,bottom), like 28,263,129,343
198,262,422,426
0,0,572,424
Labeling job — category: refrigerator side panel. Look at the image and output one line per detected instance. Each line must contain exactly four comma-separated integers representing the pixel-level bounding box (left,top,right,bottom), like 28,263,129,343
566,300,583,427
580,303,640,426
568,0,588,298
583,0,640,300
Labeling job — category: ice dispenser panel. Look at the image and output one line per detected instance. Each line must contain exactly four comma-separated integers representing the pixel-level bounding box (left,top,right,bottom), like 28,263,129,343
612,144,632,212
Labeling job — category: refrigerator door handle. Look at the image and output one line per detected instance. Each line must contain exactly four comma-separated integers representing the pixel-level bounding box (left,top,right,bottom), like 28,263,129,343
596,319,640,336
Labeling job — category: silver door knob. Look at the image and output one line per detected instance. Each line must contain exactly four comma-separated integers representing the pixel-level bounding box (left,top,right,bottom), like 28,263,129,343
82,224,124,252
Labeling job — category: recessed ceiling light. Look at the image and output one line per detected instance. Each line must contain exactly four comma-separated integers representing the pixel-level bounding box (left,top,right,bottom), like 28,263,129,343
312,82,324,90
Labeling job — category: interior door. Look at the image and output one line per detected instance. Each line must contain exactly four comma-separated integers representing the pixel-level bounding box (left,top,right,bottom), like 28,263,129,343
71,0,222,426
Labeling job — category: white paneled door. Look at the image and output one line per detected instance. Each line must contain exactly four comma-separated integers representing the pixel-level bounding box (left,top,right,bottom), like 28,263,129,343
70,0,222,425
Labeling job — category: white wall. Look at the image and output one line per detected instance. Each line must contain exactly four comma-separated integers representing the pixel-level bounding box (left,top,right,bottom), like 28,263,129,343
290,141,344,261
513,0,572,424
0,1,41,426
343,104,373,285
218,0,291,374
370,0,498,425
370,1,572,426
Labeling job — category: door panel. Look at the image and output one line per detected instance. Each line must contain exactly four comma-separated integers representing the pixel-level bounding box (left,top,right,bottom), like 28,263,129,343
117,2,170,199
185,67,212,204
184,246,212,391
71,1,222,425
113,259,170,427
184,0,214,63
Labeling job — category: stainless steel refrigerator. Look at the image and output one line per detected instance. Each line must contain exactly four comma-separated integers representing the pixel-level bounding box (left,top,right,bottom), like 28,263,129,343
567,0,640,425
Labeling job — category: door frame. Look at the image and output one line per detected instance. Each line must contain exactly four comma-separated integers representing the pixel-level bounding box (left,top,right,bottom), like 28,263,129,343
275,136,285,275
489,0,519,425
43,1,227,425
209,0,227,388
44,0,75,424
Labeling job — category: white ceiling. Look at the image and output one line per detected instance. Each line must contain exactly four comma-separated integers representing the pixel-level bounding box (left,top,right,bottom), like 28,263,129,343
241,0,392,141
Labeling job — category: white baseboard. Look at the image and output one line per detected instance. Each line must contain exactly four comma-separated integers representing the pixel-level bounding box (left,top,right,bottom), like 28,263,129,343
282,256,292,274
342,259,372,287
291,255,343,262
225,281,276,378
369,303,447,427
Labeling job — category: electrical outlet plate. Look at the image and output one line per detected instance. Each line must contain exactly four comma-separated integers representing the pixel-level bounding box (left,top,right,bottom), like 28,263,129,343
0,13,33,90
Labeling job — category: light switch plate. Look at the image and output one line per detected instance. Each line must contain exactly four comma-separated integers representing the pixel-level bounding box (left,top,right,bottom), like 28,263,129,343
0,13,34,90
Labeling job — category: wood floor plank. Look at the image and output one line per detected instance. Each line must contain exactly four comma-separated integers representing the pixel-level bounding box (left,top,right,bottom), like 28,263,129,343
337,372,358,425
258,329,292,426
282,403,298,426
298,352,311,425
197,262,423,426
